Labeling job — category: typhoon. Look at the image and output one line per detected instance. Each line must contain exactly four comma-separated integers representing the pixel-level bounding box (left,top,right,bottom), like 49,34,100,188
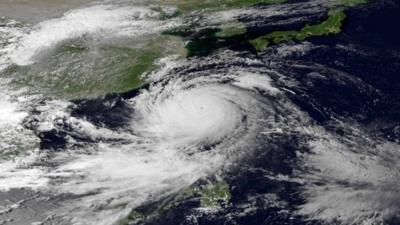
0,0,400,225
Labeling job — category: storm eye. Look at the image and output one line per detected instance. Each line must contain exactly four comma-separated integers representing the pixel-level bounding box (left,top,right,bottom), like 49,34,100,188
131,85,248,147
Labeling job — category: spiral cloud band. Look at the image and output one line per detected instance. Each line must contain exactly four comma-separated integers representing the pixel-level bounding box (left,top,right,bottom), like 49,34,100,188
0,65,279,224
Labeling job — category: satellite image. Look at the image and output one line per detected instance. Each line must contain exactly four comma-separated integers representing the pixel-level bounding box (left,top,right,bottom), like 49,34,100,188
0,0,399,224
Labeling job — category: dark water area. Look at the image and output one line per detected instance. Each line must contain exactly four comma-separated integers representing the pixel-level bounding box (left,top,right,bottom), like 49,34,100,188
28,83,154,150
139,135,320,225
345,1,400,51
15,2,400,225
286,1,400,127
177,5,328,57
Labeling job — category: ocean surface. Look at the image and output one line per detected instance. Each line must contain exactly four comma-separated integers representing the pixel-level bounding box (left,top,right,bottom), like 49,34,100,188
0,0,399,225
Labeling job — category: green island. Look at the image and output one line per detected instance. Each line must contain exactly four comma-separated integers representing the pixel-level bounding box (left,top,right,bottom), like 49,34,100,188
118,181,231,225
250,10,347,51
215,23,248,38
199,181,232,208
339,0,369,6
173,180,232,208
167,0,372,56
0,142,38,161
120,210,144,225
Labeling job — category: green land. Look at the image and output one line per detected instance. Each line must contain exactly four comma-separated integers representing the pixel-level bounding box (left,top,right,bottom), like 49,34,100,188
173,180,232,208
172,0,287,13
120,210,144,225
250,10,346,51
200,181,232,208
2,0,370,99
215,23,248,38
118,181,231,225
339,0,369,6
2,35,185,100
